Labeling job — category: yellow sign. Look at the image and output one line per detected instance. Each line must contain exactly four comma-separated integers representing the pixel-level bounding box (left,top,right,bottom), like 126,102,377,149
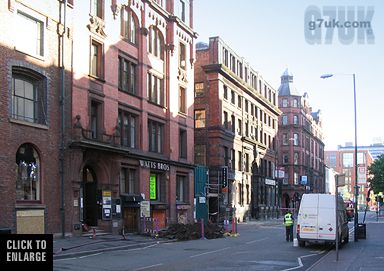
102,190,112,197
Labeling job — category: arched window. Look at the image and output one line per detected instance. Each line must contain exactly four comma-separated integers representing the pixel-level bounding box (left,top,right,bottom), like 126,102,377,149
16,143,40,201
148,26,164,59
121,6,138,45
12,67,47,125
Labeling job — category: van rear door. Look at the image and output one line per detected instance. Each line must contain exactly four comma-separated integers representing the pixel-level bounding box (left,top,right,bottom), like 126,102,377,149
298,194,318,240
317,194,336,241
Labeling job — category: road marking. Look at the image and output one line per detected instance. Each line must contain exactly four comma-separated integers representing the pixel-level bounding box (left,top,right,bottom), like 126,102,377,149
281,253,320,271
133,263,163,271
246,237,268,244
305,249,333,271
54,242,160,261
124,243,159,251
190,247,230,258
54,257,78,261
79,252,103,258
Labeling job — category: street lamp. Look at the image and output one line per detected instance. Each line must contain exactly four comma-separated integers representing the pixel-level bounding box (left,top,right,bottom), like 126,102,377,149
320,73,359,242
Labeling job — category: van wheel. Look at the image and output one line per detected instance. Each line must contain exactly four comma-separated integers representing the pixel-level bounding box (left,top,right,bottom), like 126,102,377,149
298,240,305,247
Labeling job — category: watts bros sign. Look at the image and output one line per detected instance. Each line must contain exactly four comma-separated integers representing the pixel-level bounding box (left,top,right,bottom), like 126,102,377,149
139,160,170,171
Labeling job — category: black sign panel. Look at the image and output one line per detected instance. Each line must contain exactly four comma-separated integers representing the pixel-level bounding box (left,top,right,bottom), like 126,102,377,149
222,166,228,188
0,234,53,269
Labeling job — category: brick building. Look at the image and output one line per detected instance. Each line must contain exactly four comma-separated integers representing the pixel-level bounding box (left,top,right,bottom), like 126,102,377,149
0,0,72,234
194,37,281,222
277,69,325,210
0,0,195,236
325,148,373,209
67,0,196,235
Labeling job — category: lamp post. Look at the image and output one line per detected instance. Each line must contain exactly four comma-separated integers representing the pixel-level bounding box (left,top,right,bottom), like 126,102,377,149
321,73,359,242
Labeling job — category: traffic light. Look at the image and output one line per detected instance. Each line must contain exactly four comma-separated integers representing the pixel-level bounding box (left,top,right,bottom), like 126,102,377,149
222,166,228,188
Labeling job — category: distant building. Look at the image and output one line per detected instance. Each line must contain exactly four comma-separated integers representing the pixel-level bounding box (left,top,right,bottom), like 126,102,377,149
277,69,325,210
325,148,374,209
338,143,384,160
194,37,281,222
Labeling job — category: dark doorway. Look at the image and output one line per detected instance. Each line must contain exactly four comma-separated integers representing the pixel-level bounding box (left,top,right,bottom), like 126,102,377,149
82,167,98,226
283,193,291,209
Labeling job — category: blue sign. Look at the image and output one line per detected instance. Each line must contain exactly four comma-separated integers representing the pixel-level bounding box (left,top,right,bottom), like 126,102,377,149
301,176,308,185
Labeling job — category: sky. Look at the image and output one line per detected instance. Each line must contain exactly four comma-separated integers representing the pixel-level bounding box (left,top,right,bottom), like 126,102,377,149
193,0,384,150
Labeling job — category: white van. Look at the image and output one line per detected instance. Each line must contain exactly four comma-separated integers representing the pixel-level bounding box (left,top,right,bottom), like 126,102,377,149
296,193,349,247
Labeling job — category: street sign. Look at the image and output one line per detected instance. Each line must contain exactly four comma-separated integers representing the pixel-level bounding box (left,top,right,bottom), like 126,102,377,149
357,164,367,184
222,166,228,188
336,174,345,187
301,176,308,185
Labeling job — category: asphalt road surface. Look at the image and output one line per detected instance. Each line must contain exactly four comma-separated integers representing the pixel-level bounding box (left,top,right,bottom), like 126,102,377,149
54,220,340,271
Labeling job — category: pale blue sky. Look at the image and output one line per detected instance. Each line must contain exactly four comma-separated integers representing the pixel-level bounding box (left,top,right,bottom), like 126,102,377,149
194,0,383,150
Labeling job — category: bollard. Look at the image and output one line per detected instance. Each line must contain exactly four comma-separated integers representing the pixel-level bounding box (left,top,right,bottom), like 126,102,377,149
293,238,298,247
232,217,237,234
201,219,205,239
224,219,229,232
92,227,96,239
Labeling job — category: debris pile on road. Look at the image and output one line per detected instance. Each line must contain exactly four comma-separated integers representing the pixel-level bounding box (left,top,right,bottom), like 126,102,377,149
157,223,225,240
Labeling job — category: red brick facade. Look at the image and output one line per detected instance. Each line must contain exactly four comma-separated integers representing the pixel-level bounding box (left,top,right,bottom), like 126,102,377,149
325,149,373,209
0,0,72,234
66,0,196,235
0,0,195,236
194,37,281,222
277,71,325,210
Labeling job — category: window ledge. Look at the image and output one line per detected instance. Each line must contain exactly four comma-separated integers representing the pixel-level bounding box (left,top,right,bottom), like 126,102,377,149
14,47,45,62
9,118,48,130
15,203,46,209
88,74,106,83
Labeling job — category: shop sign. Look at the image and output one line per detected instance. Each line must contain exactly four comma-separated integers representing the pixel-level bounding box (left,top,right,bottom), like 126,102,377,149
139,160,170,171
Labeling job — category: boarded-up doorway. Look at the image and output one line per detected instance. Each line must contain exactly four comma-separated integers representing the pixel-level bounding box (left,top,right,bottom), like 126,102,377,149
123,207,138,232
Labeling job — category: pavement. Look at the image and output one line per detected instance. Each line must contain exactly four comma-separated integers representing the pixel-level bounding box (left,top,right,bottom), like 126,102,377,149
308,221,384,271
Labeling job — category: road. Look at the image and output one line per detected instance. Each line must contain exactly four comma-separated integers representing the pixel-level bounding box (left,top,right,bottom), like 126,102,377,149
54,220,335,271
54,211,383,271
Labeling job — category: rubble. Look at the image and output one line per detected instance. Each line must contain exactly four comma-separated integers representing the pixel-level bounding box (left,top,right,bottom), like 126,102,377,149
157,222,225,241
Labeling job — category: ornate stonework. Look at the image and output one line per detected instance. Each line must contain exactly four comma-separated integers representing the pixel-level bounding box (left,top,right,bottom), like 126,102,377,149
87,16,107,38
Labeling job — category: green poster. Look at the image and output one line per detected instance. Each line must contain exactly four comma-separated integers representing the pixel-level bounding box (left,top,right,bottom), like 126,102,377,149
150,174,157,200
